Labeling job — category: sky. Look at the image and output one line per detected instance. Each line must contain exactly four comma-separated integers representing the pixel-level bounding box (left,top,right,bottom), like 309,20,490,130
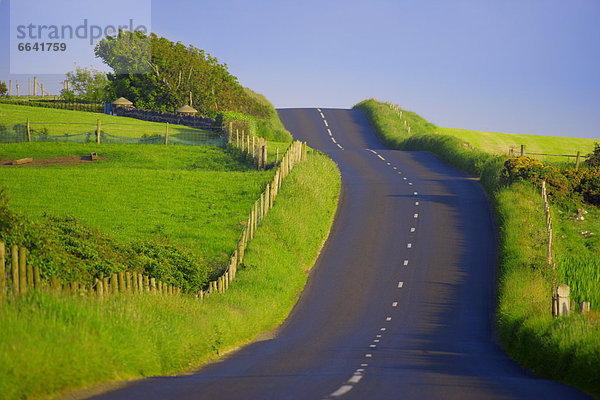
1,0,599,139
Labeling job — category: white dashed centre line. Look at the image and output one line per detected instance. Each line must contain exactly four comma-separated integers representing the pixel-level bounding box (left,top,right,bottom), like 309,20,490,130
386,317,392,321
403,260,409,266
393,302,398,307
377,155,385,161
407,243,412,248
327,128,332,136
330,385,353,397
393,167,397,170
348,374,362,384
414,213,419,218
398,281,404,288
366,354,372,358
323,120,329,127
410,227,416,232
331,137,337,143
415,201,419,206
414,192,418,195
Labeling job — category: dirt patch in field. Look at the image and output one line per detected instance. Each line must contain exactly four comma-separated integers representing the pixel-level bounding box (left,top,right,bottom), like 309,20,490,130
0,155,108,167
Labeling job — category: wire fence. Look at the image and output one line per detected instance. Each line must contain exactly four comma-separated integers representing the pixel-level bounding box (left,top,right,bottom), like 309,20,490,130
0,123,227,147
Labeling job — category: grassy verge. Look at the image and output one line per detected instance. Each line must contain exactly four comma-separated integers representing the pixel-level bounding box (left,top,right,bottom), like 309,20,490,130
0,151,341,400
0,103,210,138
354,98,600,397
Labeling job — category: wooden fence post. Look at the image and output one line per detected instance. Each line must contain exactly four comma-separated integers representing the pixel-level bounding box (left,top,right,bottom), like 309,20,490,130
96,278,103,298
118,272,125,293
11,245,18,296
27,118,31,142
150,277,156,294
575,151,581,171
96,119,101,144
520,144,525,157
103,276,110,296
111,274,118,294
126,272,132,292
0,243,5,303
165,122,169,145
33,265,40,289
143,275,150,292
19,247,27,294
26,263,33,290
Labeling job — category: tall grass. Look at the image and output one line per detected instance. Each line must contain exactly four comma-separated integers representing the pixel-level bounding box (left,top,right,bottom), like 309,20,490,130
0,151,341,400
354,98,600,397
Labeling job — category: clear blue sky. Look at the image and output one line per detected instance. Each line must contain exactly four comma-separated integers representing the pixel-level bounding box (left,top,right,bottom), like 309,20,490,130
1,0,599,139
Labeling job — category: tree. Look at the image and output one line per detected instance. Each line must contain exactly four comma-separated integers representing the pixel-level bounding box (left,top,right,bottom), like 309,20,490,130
61,65,108,102
95,31,269,117
0,81,7,96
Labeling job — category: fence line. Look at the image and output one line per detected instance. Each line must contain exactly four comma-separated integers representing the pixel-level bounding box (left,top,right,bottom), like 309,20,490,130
0,119,225,147
0,139,308,303
226,121,272,170
510,145,587,169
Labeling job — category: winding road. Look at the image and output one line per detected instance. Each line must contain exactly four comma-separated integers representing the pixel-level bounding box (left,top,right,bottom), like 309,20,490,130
93,108,588,399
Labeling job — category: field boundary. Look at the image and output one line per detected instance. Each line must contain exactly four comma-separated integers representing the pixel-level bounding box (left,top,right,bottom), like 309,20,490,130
0,141,307,303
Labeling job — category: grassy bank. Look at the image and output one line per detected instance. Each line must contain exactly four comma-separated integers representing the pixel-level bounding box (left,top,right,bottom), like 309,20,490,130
0,151,341,400
354,98,600,397
0,103,209,138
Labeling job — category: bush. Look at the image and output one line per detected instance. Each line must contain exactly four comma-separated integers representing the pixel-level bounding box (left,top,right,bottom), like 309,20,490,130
0,188,210,291
584,143,600,167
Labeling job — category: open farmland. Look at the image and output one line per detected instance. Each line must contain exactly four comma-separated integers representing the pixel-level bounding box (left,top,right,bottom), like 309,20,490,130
0,142,274,258
437,126,597,163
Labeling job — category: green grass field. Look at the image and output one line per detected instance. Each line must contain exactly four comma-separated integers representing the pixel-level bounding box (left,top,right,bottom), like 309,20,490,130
0,152,341,400
0,142,273,258
437,126,598,162
0,103,211,138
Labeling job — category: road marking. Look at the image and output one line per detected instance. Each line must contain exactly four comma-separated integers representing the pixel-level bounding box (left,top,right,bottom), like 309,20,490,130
327,128,333,136
330,385,353,397
320,112,325,119
393,301,398,307
403,177,407,180
398,172,402,175
370,344,377,348
366,353,372,357
410,227,416,232
361,363,368,367
331,137,337,143
374,339,380,343
317,108,321,112
324,119,329,127
386,162,391,166
393,166,397,170
408,182,413,185
398,281,404,288
336,143,344,150
415,201,419,206
380,327,386,331
348,374,362,384
407,243,412,248
376,334,382,338
403,260,409,266
356,369,365,373
377,155,385,161
386,316,392,321
414,213,419,218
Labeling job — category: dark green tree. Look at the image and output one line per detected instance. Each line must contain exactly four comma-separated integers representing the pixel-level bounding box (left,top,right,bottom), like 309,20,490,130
95,31,269,117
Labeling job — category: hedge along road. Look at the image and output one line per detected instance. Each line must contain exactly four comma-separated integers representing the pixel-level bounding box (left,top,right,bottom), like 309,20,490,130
92,109,589,400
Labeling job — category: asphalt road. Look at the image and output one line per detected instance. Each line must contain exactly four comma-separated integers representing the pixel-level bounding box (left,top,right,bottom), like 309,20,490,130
93,108,588,400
